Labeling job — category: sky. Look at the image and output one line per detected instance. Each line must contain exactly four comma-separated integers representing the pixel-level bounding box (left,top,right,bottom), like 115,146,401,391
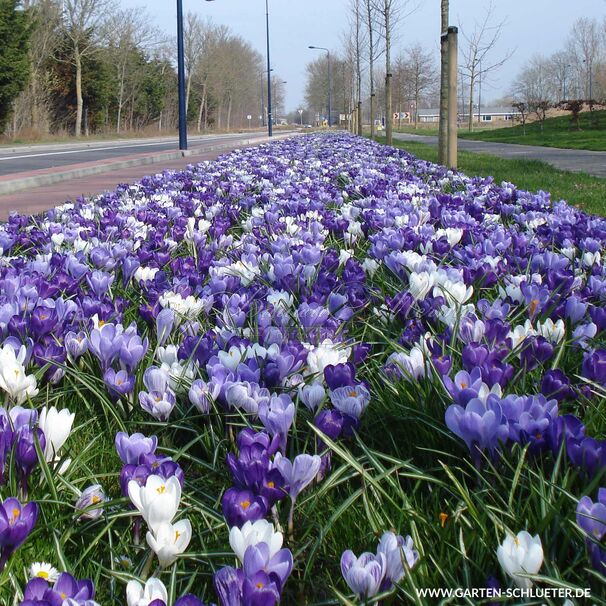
121,0,605,113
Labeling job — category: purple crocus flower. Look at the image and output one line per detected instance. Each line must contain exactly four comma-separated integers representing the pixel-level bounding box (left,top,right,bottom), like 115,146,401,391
547,414,585,456
258,394,295,452
576,488,606,572
86,270,114,298
156,308,175,347
242,542,293,586
15,426,46,481
75,484,106,520
189,379,220,414
103,368,135,399
36,572,95,605
328,383,370,420
582,349,606,385
174,594,206,606
340,550,386,600
298,382,326,412
445,397,508,466
568,436,606,478
541,369,573,402
272,453,321,502
64,331,88,360
0,497,38,567
222,488,267,528
87,323,124,370
242,571,281,606
119,333,149,373
377,530,419,589
214,566,244,606
324,363,356,390
115,431,157,465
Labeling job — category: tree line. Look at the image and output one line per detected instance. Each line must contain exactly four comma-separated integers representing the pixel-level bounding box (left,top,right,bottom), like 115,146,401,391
511,16,606,130
1,0,285,138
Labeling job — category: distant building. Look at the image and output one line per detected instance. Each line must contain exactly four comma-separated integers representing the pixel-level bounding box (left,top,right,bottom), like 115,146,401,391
417,106,520,124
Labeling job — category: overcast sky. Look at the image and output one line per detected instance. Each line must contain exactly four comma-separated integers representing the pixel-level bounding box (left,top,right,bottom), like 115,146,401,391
121,0,604,112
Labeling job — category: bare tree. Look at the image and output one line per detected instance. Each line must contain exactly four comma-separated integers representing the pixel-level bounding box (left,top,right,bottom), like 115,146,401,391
104,8,161,133
512,55,553,131
512,101,528,135
59,0,115,136
459,1,513,131
372,0,418,144
349,0,365,135
567,17,602,100
17,1,62,134
405,44,437,128
364,0,377,138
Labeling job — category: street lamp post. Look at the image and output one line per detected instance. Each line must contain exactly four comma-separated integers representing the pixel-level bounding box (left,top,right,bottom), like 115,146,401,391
266,0,273,137
308,46,331,128
177,0,214,151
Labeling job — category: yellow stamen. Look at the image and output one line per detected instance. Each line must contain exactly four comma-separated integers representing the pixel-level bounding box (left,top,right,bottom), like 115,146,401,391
256,582,265,589
348,390,358,397
175,530,181,541
156,485,166,494
267,481,275,489
240,500,251,510
91,495,102,504
439,512,449,528
514,536,520,546
529,299,539,315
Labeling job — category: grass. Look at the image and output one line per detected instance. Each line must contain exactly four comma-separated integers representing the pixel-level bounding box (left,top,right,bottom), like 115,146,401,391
379,136,606,216
459,110,606,151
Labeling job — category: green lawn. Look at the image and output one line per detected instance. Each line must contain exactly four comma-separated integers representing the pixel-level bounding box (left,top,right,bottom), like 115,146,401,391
459,110,606,151
381,136,606,216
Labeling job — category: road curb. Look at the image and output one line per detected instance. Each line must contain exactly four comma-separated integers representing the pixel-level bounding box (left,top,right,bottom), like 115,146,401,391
0,133,296,196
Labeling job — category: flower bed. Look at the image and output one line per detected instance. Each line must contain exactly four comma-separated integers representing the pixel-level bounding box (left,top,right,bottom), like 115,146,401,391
0,132,605,605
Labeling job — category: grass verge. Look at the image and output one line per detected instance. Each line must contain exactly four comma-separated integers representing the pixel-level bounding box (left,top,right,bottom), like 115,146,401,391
459,110,606,151
380,136,606,216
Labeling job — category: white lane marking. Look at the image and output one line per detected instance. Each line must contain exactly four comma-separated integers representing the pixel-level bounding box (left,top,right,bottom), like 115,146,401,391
0,134,263,162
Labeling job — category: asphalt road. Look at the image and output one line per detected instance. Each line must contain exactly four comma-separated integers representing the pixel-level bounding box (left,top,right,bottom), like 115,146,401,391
0,131,275,176
393,133,606,178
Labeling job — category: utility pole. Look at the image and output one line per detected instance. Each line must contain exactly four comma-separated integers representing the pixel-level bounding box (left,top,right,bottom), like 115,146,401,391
266,0,273,137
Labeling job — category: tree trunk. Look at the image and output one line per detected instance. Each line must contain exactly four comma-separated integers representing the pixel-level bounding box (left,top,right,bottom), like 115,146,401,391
74,48,83,137
468,77,474,132
366,0,375,139
226,96,232,130
438,0,449,164
117,62,126,134
197,83,207,132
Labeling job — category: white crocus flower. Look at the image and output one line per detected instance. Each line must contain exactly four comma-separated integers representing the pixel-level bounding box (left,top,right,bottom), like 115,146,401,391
146,519,192,568
218,345,246,372
361,258,380,277
134,267,159,283
306,339,352,376
408,271,434,301
29,562,59,582
496,531,543,589
434,279,473,306
507,320,538,350
229,519,283,563
128,475,181,533
38,406,75,463
536,318,566,344
126,578,168,606
0,344,38,404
